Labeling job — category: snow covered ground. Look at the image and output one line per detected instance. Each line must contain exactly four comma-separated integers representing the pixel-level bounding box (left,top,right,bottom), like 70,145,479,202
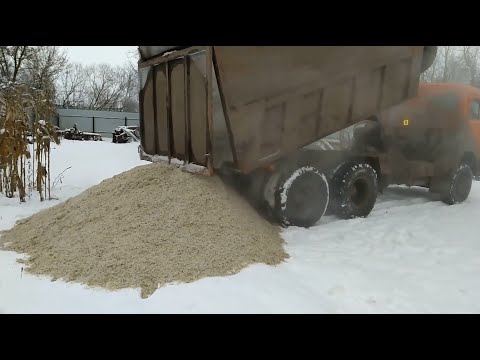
1,140,479,314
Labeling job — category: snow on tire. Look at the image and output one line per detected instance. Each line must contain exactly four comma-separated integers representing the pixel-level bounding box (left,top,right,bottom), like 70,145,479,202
274,166,329,228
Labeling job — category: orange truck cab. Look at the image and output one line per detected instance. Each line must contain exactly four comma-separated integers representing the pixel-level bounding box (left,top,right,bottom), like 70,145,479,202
378,82,480,180
348,82,480,206
416,83,480,157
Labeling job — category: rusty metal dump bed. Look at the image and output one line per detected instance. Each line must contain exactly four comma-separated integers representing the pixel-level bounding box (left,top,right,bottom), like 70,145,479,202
138,46,430,173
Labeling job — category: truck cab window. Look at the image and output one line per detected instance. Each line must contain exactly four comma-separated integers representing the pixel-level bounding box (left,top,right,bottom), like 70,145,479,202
470,100,480,119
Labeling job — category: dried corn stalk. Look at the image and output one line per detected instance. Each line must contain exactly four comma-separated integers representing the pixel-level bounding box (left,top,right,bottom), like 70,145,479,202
0,83,59,202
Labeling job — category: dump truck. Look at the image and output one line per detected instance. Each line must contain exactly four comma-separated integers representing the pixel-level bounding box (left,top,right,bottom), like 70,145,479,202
137,46,441,227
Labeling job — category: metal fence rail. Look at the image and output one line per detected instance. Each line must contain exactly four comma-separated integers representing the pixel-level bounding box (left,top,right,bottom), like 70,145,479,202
53,108,140,138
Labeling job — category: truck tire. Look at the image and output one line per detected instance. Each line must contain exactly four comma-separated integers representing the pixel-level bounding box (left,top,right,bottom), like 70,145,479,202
442,164,473,205
331,161,378,219
273,166,329,228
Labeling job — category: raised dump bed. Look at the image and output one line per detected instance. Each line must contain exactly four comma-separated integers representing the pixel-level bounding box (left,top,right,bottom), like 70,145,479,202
138,46,435,172
137,46,437,227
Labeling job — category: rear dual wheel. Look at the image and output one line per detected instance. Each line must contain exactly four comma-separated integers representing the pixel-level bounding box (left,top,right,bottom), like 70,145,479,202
267,166,330,228
266,161,378,227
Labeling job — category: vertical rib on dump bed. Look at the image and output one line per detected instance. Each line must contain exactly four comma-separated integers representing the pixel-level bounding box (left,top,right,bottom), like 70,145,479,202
138,46,432,173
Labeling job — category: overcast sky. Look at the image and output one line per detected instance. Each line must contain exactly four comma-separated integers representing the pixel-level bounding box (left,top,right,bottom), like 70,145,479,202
62,46,138,66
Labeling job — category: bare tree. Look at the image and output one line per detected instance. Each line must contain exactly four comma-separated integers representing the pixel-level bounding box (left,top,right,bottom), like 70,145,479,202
86,64,127,110
1,46,67,102
0,46,33,83
127,48,140,68
119,62,139,112
24,46,67,94
461,46,480,85
54,48,140,112
56,63,89,107
421,46,474,84
122,49,140,112
440,46,452,82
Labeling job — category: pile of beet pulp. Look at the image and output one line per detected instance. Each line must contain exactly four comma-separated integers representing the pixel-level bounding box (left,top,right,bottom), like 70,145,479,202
1,163,288,298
